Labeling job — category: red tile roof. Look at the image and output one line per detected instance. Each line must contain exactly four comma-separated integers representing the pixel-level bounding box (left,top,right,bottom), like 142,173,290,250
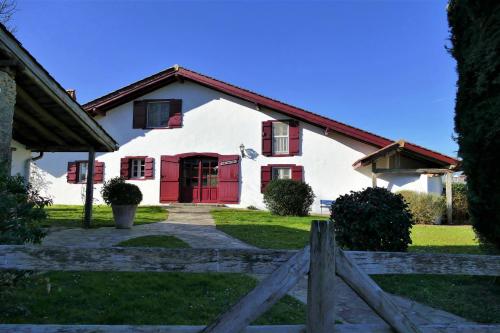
83,65,458,166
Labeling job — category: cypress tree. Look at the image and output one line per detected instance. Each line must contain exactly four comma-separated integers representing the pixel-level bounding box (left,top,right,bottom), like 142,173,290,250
448,0,500,250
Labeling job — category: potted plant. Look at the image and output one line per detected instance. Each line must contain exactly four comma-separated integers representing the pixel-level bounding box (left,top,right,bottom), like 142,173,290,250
101,177,142,229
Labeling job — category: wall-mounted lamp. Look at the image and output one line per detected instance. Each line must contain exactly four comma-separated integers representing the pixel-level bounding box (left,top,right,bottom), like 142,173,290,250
239,144,246,158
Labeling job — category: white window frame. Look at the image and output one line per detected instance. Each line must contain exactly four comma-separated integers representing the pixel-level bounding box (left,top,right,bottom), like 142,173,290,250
130,159,146,179
272,121,289,155
77,161,88,183
146,101,170,128
272,167,291,180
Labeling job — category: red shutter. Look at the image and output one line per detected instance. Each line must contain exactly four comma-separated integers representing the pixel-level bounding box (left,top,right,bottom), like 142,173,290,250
289,120,300,156
133,101,147,129
160,155,180,202
168,99,183,128
292,165,303,182
218,155,240,203
93,161,105,184
67,162,77,184
120,158,130,179
145,157,155,179
261,165,272,193
262,121,272,156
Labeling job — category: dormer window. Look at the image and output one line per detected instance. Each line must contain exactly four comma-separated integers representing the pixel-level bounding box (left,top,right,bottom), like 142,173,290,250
146,101,170,128
272,121,289,155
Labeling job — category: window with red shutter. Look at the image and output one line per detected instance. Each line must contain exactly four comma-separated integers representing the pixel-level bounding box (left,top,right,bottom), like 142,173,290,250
262,120,300,157
145,157,155,179
93,161,105,184
261,164,303,193
67,161,105,184
120,157,130,179
133,99,183,129
292,165,303,181
167,99,183,128
133,101,147,129
289,120,300,156
67,162,77,184
262,121,272,156
260,165,271,193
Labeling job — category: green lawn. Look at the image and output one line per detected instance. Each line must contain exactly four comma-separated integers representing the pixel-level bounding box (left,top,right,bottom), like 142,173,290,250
43,205,168,228
117,235,190,248
0,272,305,325
212,209,479,252
212,209,499,323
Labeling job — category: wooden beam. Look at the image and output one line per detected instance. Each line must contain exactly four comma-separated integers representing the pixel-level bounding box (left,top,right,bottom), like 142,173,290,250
1,323,500,333
374,168,453,175
307,221,336,332
336,249,423,333
16,86,89,145
446,172,453,224
1,246,499,276
201,246,311,333
84,149,95,228
14,106,66,145
26,145,101,152
371,162,377,187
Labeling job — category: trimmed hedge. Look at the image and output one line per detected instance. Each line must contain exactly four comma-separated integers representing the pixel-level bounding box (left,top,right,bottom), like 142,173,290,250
398,190,445,225
452,183,469,225
263,179,315,216
332,187,414,252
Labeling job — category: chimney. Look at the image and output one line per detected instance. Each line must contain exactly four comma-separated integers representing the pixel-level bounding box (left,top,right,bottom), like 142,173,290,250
66,89,77,101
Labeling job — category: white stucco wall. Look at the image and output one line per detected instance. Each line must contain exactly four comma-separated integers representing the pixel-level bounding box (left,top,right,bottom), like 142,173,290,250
36,81,436,212
10,140,31,179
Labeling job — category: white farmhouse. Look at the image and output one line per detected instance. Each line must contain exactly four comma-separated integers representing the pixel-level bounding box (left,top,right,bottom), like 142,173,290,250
35,65,458,212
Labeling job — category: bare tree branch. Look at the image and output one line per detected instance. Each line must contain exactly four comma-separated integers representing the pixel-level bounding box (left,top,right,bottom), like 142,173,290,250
0,0,17,33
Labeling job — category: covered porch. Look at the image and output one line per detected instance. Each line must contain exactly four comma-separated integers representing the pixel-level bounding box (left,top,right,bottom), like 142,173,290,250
353,140,459,223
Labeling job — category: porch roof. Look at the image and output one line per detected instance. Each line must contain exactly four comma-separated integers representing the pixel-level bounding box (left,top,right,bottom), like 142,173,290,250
353,140,459,170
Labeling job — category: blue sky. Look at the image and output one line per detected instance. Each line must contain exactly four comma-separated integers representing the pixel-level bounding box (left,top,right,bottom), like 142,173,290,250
13,0,458,156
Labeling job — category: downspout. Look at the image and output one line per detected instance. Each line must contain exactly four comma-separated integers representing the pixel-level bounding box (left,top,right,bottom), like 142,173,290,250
25,152,44,185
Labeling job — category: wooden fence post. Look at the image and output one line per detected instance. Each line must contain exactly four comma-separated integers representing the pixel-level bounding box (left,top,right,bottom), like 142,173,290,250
307,220,336,333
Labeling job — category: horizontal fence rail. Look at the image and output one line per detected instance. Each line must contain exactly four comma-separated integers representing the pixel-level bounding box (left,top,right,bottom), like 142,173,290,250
1,245,499,276
1,323,500,333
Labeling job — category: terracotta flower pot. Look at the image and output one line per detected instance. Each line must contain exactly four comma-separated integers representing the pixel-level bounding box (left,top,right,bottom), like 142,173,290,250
111,204,138,229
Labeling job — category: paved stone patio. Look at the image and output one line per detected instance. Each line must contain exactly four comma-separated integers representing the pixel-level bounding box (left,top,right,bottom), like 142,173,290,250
42,205,470,326
42,205,253,249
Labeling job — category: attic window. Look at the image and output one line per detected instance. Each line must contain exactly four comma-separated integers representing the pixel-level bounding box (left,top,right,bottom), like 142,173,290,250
146,101,170,128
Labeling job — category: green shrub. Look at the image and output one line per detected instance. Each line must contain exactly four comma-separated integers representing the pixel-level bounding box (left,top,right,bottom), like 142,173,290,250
247,205,259,210
398,190,445,225
263,179,315,216
101,177,143,206
332,187,414,252
0,171,50,245
452,183,469,224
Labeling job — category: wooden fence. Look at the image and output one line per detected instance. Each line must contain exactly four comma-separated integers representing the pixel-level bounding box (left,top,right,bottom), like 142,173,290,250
0,220,499,333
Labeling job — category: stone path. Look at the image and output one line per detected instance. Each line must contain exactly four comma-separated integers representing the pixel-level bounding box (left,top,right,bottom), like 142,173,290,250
42,205,470,326
42,205,253,249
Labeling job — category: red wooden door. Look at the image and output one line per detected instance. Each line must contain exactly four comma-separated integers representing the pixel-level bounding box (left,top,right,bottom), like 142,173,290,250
160,156,180,202
218,155,240,203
